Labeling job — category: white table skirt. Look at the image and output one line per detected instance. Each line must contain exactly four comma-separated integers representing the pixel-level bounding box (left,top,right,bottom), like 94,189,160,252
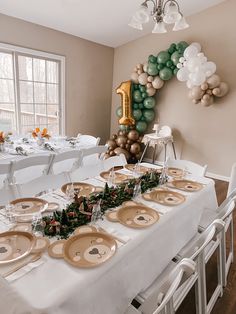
0,177,217,314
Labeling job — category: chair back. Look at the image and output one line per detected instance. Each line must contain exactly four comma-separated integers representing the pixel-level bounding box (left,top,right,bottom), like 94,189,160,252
0,162,15,205
70,146,107,181
9,154,54,198
158,126,172,137
227,162,236,196
139,258,196,314
166,159,207,177
102,154,127,172
49,149,82,175
77,134,100,146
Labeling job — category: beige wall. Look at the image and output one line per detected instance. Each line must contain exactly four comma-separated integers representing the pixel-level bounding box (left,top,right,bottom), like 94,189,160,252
111,0,236,177
0,13,114,142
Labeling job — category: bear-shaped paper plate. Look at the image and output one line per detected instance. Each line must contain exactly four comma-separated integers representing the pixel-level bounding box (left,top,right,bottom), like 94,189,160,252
169,180,203,192
142,190,185,206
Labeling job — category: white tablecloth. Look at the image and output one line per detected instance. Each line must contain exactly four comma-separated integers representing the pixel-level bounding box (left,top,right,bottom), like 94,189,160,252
0,174,217,314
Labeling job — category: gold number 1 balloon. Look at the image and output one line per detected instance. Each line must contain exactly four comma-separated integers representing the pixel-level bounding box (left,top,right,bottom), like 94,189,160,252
116,80,135,126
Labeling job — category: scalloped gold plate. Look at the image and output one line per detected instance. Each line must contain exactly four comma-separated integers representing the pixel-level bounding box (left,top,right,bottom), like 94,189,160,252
143,190,185,206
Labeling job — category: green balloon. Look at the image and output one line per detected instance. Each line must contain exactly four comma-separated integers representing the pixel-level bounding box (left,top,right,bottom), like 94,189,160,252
147,63,159,76
173,68,179,75
166,60,173,68
139,85,146,93
133,90,143,103
136,121,147,133
170,43,176,50
176,41,188,52
133,109,142,121
133,103,139,110
140,116,146,122
157,51,170,64
119,124,128,131
157,63,164,70
171,51,181,65
133,84,139,90
148,55,157,63
144,97,156,109
171,65,176,70
159,67,173,81
139,103,144,109
116,106,122,118
143,109,155,122
142,92,148,99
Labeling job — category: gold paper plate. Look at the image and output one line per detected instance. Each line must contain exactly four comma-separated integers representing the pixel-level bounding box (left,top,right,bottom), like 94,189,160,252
124,164,149,174
10,198,48,216
48,240,66,259
167,167,184,177
63,232,117,268
61,182,95,197
171,180,203,192
0,231,35,264
100,171,129,184
117,204,159,228
143,190,185,206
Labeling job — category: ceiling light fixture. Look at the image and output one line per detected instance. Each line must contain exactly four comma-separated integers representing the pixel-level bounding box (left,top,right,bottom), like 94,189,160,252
129,0,189,34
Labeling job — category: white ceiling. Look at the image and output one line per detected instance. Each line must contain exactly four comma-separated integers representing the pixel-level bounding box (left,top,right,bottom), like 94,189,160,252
0,0,226,47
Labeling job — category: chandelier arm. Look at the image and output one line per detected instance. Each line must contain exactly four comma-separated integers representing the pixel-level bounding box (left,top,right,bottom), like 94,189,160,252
163,0,181,13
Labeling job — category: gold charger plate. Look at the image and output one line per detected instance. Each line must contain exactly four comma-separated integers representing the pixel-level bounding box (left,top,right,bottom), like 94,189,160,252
10,198,48,217
63,232,117,268
61,182,95,197
171,180,203,192
117,204,159,228
100,171,130,184
167,167,184,177
124,164,149,174
0,231,35,264
143,190,185,206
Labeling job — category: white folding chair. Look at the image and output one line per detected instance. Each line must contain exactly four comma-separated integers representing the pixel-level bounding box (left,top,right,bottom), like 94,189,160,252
9,154,54,198
199,190,236,287
166,159,207,177
227,162,236,196
0,162,15,205
48,149,83,188
70,146,107,181
130,219,224,314
126,258,196,314
102,153,127,172
77,134,100,146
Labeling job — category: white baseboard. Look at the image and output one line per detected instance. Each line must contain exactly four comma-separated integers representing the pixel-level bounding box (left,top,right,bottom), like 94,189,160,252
143,158,229,182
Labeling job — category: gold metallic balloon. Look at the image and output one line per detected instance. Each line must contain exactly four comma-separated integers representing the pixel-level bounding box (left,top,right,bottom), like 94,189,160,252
116,81,135,126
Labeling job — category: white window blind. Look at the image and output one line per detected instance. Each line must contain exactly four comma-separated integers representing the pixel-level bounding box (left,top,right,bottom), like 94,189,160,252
0,44,65,135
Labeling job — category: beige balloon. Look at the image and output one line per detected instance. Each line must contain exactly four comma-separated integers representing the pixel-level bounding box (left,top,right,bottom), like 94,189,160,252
131,72,139,83
206,74,221,89
137,63,143,70
146,87,156,96
212,87,220,96
201,95,214,106
206,89,213,96
192,99,199,104
146,82,152,88
143,62,148,72
138,72,148,85
190,86,204,100
152,76,164,89
147,76,154,82
202,94,211,101
215,82,229,97
137,69,143,75
201,83,208,91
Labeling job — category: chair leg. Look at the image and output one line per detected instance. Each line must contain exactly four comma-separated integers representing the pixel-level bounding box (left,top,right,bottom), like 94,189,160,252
221,231,227,287
152,144,157,164
139,142,149,163
199,253,207,314
217,239,224,297
164,144,167,163
195,276,203,314
230,219,234,264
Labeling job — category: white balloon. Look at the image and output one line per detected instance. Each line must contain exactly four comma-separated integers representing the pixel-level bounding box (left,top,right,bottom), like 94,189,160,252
177,67,189,82
189,71,206,86
186,80,194,88
177,63,183,69
179,57,185,63
191,42,201,52
184,45,198,60
183,61,188,67
187,57,202,72
202,61,216,77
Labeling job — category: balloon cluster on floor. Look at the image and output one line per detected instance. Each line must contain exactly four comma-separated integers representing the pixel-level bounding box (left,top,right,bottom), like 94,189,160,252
106,41,229,162
177,43,229,106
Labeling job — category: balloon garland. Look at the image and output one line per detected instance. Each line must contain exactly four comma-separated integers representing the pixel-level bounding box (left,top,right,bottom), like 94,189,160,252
105,41,229,162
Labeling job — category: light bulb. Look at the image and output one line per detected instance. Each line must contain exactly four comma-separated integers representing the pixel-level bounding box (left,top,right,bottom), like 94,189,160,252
133,4,150,24
152,22,167,34
163,2,181,24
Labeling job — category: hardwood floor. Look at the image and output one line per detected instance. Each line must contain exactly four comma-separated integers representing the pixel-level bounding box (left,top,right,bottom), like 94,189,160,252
177,179,236,314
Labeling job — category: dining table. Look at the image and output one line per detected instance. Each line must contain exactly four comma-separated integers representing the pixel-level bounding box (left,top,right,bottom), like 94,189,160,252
0,164,218,314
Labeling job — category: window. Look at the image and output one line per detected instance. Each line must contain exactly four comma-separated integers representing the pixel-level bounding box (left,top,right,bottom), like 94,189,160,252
0,43,65,135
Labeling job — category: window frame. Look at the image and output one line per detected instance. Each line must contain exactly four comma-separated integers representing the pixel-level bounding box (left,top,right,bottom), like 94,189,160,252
0,42,65,135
